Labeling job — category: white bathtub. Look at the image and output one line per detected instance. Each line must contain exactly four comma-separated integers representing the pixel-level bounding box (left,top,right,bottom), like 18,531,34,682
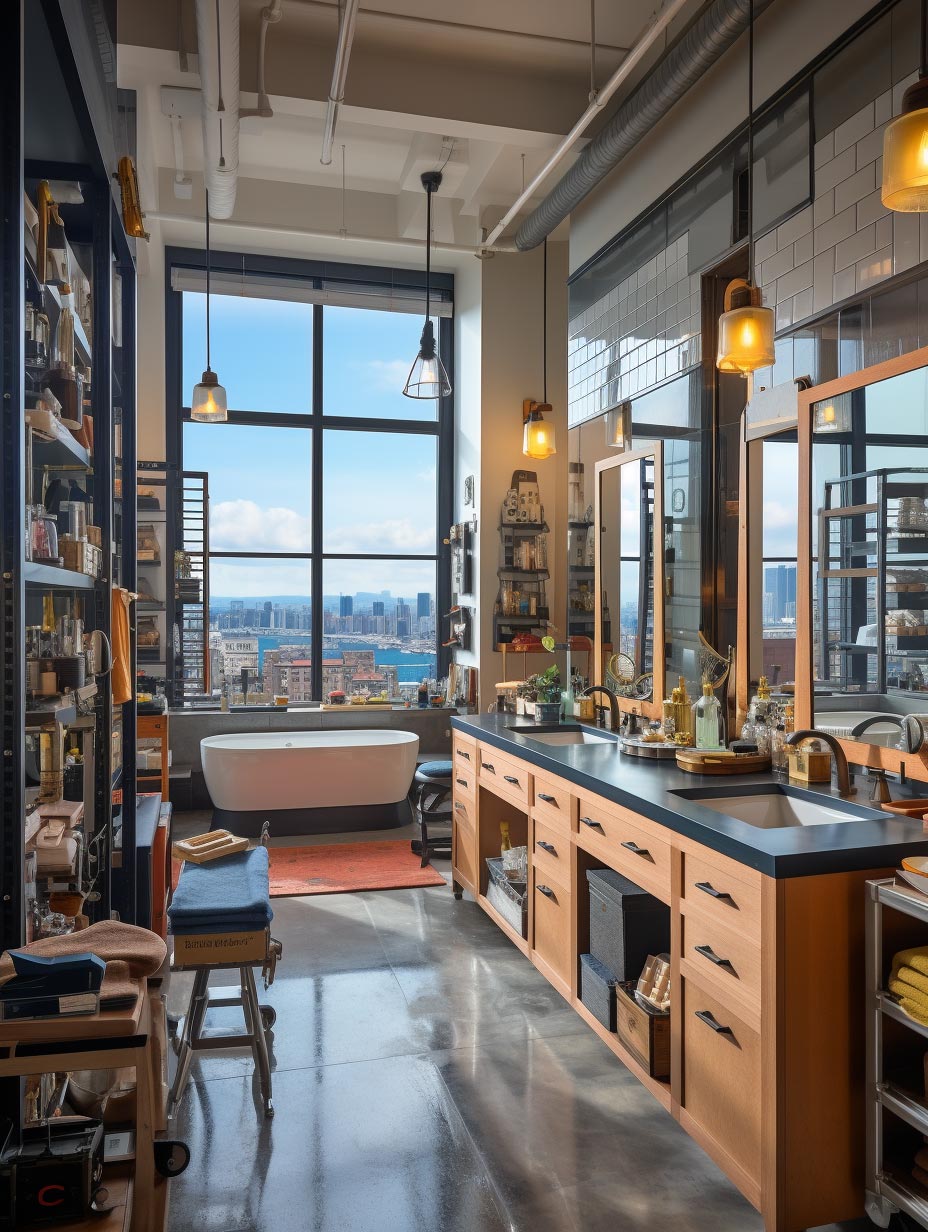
201,729,420,834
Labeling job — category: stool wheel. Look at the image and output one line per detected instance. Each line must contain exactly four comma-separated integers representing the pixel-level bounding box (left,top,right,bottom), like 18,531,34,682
154,1139,191,1177
453,890,463,900
260,1005,277,1031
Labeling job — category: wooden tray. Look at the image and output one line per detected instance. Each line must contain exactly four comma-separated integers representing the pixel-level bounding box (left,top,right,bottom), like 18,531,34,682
675,750,772,775
172,829,249,863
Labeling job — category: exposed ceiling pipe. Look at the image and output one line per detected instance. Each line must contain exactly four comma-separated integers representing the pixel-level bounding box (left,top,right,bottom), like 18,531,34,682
241,0,282,119
195,0,241,218
514,0,776,250
320,0,361,166
480,0,690,252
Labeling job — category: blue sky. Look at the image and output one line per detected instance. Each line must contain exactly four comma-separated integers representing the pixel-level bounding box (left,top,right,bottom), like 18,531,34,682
182,294,438,599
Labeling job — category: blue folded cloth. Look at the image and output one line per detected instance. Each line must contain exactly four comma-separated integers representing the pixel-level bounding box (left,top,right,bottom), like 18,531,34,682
169,846,273,935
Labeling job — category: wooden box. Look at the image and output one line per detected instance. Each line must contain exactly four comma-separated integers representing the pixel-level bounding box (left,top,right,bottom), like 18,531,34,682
787,747,831,783
172,928,268,967
60,538,102,577
616,982,671,1079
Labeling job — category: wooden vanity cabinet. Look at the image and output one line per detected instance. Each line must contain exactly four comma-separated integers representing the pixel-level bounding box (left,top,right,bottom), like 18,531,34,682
450,734,883,1232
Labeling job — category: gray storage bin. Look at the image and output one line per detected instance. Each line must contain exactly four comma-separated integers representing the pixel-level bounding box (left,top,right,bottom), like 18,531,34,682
580,952,618,1030
486,857,528,938
586,868,670,982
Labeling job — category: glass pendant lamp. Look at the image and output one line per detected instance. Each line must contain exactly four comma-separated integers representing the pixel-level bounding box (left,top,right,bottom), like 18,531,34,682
882,0,928,210
523,240,557,460
605,401,632,449
716,0,774,375
191,190,228,422
404,172,452,399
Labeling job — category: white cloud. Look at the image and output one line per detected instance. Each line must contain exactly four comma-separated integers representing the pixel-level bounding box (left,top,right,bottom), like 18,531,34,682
365,359,409,391
325,518,434,553
210,499,311,552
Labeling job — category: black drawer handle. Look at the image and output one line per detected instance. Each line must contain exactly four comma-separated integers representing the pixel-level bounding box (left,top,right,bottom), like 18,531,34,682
537,792,556,804
457,749,471,761
537,884,556,900
536,840,557,854
580,816,604,829
503,774,520,785
621,840,650,857
481,762,495,773
456,777,468,787
695,881,734,902
694,944,734,970
695,1009,733,1035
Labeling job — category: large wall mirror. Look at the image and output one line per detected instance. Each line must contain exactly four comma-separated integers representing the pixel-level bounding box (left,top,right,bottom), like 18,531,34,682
595,445,664,720
797,348,928,779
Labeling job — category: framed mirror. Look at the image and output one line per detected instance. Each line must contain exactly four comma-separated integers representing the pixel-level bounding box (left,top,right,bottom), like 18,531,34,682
594,444,665,720
797,347,928,780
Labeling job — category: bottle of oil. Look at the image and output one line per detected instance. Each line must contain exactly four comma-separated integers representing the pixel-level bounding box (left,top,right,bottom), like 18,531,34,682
500,821,512,857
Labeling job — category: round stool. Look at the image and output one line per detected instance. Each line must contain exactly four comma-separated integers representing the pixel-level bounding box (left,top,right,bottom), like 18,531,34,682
412,760,453,869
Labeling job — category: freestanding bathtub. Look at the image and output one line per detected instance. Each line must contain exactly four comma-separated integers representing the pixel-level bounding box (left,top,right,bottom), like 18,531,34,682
201,729,420,836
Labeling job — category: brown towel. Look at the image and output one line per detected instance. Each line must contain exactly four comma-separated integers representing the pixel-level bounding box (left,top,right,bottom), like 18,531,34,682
0,920,165,1006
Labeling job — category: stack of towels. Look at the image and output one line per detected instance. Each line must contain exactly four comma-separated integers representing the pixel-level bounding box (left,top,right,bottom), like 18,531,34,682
168,845,273,936
889,946,928,1026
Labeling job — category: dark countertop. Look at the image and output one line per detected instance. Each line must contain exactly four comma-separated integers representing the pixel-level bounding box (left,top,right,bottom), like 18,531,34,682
452,713,928,878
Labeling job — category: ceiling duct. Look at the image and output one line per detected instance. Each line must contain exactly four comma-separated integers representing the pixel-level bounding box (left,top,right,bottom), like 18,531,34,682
514,0,776,251
321,0,361,166
195,0,241,218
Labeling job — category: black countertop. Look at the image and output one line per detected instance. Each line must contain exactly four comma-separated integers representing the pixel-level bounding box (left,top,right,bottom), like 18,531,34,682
452,713,928,878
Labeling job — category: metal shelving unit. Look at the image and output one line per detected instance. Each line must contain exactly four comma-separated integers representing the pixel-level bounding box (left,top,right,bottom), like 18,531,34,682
866,878,928,1227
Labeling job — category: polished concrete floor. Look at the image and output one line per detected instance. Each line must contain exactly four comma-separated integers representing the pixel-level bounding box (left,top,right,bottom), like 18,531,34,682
166,815,874,1232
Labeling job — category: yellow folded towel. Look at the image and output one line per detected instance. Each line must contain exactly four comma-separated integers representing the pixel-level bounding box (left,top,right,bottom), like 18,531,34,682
888,976,928,1026
894,966,928,1008
892,946,928,981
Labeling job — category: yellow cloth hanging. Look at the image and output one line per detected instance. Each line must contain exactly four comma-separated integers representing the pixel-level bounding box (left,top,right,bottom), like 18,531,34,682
111,586,132,705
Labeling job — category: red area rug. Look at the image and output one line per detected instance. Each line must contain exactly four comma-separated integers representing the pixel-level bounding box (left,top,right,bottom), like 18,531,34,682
172,840,446,897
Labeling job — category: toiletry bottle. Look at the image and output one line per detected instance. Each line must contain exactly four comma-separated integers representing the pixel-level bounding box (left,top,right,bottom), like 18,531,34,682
693,684,725,750
500,822,512,858
771,723,787,774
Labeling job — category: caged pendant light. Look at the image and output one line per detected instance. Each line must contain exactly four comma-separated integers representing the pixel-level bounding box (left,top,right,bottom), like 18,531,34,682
190,190,228,422
523,240,557,460
716,0,774,375
403,171,452,400
882,0,928,210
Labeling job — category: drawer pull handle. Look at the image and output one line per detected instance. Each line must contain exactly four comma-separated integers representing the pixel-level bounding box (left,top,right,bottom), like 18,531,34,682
458,749,471,761
537,884,556,900
580,816,604,829
695,1009,733,1035
453,802,466,812
695,880,734,902
503,774,520,785
621,840,650,857
481,762,495,773
537,792,557,804
456,777,468,787
694,944,734,970
536,840,557,854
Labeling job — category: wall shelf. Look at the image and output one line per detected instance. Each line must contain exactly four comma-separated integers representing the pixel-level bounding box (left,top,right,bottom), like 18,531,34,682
24,561,96,588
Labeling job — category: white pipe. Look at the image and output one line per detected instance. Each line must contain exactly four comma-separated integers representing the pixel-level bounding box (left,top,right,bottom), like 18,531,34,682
320,0,361,166
195,0,241,218
480,0,690,250
241,0,282,119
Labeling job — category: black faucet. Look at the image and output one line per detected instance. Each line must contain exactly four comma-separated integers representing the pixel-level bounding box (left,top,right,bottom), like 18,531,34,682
850,713,924,754
580,684,621,732
785,729,856,798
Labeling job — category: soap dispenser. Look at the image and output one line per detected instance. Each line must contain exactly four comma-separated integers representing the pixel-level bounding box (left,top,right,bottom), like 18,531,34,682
693,683,725,751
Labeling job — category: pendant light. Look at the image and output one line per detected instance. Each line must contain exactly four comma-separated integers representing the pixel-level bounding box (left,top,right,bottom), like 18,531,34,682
716,0,774,375
605,400,632,449
190,190,228,422
523,240,557,460
882,0,928,210
403,171,452,400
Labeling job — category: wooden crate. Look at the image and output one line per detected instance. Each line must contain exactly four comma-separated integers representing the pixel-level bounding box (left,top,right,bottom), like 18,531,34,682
615,982,670,1079
60,538,102,577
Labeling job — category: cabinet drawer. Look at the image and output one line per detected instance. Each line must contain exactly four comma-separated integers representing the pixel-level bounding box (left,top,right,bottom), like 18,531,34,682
453,735,477,769
532,772,576,832
576,797,671,900
681,907,761,1016
532,869,572,987
682,976,761,1185
477,744,530,804
533,817,570,883
682,849,761,943
452,797,477,892
452,760,476,800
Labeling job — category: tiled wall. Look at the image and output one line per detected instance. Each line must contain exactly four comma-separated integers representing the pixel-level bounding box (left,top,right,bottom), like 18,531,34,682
757,72,926,330
567,233,702,426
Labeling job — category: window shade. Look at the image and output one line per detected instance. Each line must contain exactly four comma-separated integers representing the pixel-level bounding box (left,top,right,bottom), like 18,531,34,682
171,268,453,317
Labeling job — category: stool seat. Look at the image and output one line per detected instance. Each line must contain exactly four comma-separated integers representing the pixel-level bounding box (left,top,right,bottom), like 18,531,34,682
416,760,453,782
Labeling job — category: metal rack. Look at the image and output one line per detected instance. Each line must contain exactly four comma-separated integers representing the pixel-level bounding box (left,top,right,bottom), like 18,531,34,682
865,877,928,1227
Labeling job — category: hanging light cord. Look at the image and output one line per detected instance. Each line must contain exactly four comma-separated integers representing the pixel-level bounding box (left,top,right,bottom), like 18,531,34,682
747,0,755,285
425,180,432,327
206,189,212,373
542,238,548,404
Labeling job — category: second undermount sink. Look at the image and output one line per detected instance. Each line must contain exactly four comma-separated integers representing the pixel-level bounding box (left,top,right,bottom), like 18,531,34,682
506,724,616,747
670,784,878,829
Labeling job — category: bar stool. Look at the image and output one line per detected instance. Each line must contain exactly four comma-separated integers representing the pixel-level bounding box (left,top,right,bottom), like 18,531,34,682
411,760,453,868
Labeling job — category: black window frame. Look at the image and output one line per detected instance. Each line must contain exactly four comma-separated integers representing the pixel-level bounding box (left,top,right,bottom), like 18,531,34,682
164,246,454,705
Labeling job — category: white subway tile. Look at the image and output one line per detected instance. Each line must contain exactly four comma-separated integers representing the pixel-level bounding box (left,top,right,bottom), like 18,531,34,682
835,102,874,154
776,299,793,331
754,228,778,265
856,187,889,230
813,190,835,228
792,286,814,323
833,265,856,303
856,125,886,171
814,205,857,255
813,249,836,314
761,245,795,284
834,162,876,214
875,90,892,127
834,223,876,272
875,212,893,251
856,246,892,292
776,260,813,302
814,132,834,169
776,205,813,250
794,232,813,266
816,147,857,195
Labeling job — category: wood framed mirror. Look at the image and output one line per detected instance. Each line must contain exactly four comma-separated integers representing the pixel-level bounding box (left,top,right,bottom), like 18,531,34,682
594,444,665,721
797,346,928,781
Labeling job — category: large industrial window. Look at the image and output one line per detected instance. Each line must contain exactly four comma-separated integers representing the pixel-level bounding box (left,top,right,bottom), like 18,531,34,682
167,251,453,706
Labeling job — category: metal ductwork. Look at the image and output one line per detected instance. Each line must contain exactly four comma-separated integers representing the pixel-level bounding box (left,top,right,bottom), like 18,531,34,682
514,0,775,251
195,0,241,218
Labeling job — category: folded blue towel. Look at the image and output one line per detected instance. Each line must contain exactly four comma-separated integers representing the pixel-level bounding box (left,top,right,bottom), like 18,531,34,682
169,846,273,935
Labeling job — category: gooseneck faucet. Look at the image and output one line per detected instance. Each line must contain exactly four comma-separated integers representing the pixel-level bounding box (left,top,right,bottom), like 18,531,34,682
786,729,856,799
851,713,924,754
580,684,621,732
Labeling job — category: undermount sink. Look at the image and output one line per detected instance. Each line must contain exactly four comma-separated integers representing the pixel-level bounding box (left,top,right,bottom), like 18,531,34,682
671,784,877,829
506,724,616,747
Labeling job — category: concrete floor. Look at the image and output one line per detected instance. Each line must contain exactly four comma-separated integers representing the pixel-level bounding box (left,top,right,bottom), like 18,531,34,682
166,814,875,1232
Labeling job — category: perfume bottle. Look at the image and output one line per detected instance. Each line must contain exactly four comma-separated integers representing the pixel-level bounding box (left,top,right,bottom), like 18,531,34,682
693,684,725,750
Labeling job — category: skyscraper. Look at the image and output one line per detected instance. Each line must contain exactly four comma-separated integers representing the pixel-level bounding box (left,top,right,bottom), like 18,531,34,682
372,601,384,617
339,595,353,618
417,592,430,620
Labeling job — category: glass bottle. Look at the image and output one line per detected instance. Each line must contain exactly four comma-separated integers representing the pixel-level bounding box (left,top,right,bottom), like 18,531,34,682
693,684,725,750
771,723,787,775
